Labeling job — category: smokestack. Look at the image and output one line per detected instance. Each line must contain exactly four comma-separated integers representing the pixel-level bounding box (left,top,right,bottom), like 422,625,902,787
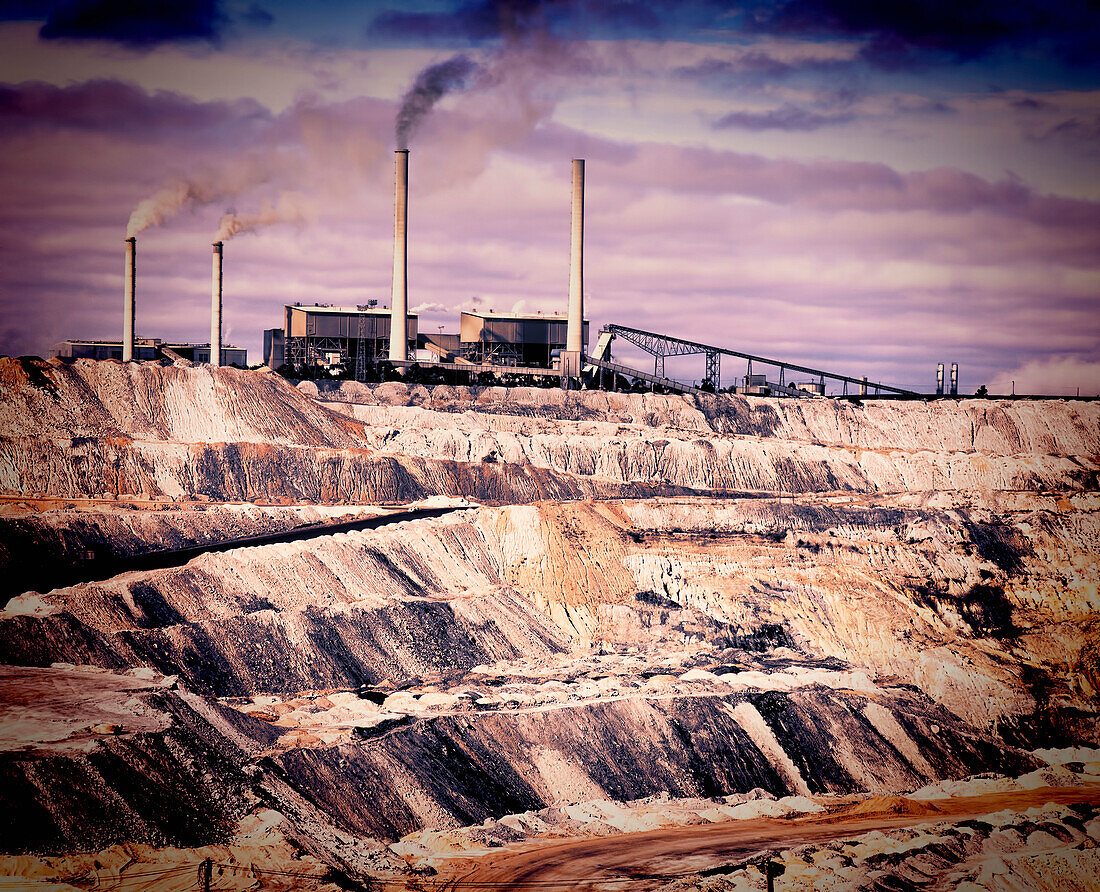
389,149,409,363
123,237,136,361
566,159,585,355
211,241,223,367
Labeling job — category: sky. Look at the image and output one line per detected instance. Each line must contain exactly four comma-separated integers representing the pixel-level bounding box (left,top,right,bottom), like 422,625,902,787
1,0,1098,395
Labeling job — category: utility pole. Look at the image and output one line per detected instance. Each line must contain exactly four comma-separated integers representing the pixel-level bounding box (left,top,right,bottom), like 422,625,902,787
199,858,212,892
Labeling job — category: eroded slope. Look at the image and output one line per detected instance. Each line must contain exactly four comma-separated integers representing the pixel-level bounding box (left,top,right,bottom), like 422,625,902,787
0,360,1096,888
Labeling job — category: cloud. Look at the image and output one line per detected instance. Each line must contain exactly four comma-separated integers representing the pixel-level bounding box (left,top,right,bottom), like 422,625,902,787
37,0,226,47
0,79,271,140
674,52,796,86
607,141,1100,231
367,4,502,45
751,0,1100,69
367,0,781,51
1,72,1097,394
713,102,857,131
989,355,1100,396
1034,116,1100,150
241,3,272,28
1011,97,1050,111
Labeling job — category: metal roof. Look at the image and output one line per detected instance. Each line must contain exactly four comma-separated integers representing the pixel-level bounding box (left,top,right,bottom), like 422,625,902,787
462,310,569,321
285,305,417,316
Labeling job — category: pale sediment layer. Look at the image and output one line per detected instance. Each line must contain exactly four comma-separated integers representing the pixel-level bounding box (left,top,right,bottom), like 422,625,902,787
1,359,1096,503
0,358,1096,888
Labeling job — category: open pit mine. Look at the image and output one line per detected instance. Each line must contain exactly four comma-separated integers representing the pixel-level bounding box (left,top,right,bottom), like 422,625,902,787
0,355,1098,891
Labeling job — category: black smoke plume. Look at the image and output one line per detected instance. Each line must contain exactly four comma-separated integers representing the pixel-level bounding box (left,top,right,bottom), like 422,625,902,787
395,54,481,148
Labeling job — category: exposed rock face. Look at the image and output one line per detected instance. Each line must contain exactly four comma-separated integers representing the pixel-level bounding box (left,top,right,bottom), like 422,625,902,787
0,359,675,504
315,388,1095,496
0,503,390,601
0,666,267,853
0,358,1097,887
3,359,1096,504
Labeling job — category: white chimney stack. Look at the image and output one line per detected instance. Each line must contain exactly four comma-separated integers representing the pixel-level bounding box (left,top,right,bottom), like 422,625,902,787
566,158,585,355
389,149,409,363
211,241,223,367
123,237,136,361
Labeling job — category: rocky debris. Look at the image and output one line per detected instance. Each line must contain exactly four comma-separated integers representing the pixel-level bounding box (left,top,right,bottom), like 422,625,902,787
390,789,816,862
0,502,393,604
318,398,1095,498
653,794,1100,892
0,665,268,854
309,379,1100,456
0,357,363,446
0,363,1097,887
7,493,1095,731
0,488,1093,853
3,362,1097,503
0,808,353,892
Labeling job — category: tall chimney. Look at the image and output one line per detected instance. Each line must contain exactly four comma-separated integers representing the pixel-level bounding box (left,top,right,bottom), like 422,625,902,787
389,149,409,363
566,159,585,355
123,237,136,361
211,241,223,367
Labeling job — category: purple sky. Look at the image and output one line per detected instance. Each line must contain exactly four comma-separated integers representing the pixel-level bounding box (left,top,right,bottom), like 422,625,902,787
1,1,1098,394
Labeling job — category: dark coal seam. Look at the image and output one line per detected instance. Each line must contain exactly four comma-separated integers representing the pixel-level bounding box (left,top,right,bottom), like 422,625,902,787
13,506,465,596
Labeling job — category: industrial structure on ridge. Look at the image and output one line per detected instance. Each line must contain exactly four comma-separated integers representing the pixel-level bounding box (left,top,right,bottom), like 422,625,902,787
53,338,246,366
262,306,588,373
57,150,960,397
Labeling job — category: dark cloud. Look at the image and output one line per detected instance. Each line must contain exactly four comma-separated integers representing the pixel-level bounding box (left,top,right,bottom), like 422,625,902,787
753,0,1100,68
714,103,857,131
367,0,722,45
241,3,273,28
1036,116,1100,147
367,0,546,45
674,52,796,87
892,97,956,115
0,79,271,139
35,0,224,47
0,1,54,16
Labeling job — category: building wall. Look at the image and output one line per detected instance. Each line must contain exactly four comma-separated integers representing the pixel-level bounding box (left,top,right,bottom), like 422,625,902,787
52,340,159,361
264,329,285,368
283,306,418,368
459,313,588,368
50,340,244,365
184,346,247,366
285,307,419,341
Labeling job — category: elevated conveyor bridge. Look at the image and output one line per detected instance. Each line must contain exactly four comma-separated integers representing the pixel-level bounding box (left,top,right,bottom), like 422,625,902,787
583,355,814,398
595,324,917,396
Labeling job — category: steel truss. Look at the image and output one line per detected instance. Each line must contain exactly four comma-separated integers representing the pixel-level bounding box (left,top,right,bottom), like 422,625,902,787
602,324,915,396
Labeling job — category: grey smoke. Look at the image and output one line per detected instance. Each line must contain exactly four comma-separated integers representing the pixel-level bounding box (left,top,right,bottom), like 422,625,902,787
395,54,481,148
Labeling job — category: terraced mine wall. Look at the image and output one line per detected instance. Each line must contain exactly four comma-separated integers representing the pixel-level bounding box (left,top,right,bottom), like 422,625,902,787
0,357,1096,872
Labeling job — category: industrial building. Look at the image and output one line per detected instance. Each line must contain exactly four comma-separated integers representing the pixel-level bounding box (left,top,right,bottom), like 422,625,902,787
53,338,246,366
264,306,585,372
459,311,587,367
265,304,418,370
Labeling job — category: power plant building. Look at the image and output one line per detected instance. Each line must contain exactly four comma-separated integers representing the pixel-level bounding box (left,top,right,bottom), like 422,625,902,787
459,311,588,368
52,338,246,366
267,304,418,369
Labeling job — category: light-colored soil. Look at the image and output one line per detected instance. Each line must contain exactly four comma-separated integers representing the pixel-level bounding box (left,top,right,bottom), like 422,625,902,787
442,785,1100,891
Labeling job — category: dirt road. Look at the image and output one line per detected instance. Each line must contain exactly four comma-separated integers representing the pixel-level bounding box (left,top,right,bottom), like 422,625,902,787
437,785,1100,891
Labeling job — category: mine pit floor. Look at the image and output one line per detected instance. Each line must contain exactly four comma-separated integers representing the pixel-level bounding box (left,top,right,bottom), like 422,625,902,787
437,784,1100,891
